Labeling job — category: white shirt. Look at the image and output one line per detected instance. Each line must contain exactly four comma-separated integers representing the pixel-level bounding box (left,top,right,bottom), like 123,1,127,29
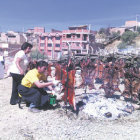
9,50,29,74
0,56,4,62
0,61,4,79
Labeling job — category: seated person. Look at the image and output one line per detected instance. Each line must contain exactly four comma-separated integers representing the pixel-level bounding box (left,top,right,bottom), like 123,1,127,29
18,60,55,113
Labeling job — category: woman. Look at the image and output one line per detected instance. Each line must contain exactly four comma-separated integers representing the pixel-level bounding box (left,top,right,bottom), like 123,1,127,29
9,42,33,105
0,52,5,79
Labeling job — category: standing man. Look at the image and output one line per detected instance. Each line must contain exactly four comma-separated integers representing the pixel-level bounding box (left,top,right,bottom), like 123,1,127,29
18,60,55,113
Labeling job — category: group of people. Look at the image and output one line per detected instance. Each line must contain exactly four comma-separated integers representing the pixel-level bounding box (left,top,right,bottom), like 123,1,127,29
9,42,56,113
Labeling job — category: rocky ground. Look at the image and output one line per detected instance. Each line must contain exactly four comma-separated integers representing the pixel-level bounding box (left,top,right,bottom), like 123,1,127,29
0,77,140,140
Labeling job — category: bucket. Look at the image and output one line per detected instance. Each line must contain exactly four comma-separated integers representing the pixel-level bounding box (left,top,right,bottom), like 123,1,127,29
49,95,56,105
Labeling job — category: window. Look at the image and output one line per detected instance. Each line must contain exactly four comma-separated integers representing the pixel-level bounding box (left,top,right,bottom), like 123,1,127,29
84,43,86,49
77,34,80,38
77,50,81,54
83,34,87,40
67,34,71,38
40,36,45,40
76,42,80,46
56,37,60,40
55,44,60,47
62,42,65,47
48,43,52,47
48,37,52,40
40,43,45,47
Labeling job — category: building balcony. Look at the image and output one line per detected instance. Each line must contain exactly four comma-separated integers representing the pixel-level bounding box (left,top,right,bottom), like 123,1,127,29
55,40,61,43
54,47,61,51
40,40,45,43
62,29,90,34
40,47,44,51
47,47,53,50
82,49,88,54
62,39,88,43
70,46,81,50
61,46,68,50
62,45,81,50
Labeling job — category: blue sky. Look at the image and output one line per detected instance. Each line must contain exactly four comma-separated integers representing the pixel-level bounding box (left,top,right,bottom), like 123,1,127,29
0,0,140,32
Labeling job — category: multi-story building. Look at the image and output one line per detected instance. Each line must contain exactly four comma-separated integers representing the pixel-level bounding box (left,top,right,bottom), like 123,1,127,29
34,27,45,34
0,33,8,42
125,21,140,28
39,30,62,59
95,33,106,43
0,31,26,44
26,27,45,35
62,25,93,55
109,27,126,35
109,20,140,36
39,25,94,59
26,29,34,34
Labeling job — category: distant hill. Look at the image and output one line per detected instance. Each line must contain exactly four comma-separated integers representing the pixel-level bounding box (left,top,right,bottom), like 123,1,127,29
105,40,122,52
104,35,140,52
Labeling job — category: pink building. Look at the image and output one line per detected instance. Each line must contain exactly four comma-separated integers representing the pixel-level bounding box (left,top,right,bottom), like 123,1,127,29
62,25,92,55
26,27,45,34
39,25,94,59
0,31,26,44
39,30,62,59
27,29,34,34
110,27,126,35
34,27,45,34
125,21,139,27
110,20,140,35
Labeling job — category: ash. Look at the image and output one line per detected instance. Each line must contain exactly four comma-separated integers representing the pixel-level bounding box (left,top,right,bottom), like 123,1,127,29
79,86,133,120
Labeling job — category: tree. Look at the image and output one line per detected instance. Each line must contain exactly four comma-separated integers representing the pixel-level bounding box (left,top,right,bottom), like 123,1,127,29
30,49,47,60
117,42,128,50
121,31,138,44
111,31,120,38
99,27,110,36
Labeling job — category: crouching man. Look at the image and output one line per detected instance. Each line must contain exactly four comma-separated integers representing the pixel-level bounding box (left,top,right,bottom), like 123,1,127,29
18,60,55,113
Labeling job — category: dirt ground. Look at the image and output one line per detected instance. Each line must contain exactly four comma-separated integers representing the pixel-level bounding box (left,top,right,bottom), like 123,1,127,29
0,76,140,140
